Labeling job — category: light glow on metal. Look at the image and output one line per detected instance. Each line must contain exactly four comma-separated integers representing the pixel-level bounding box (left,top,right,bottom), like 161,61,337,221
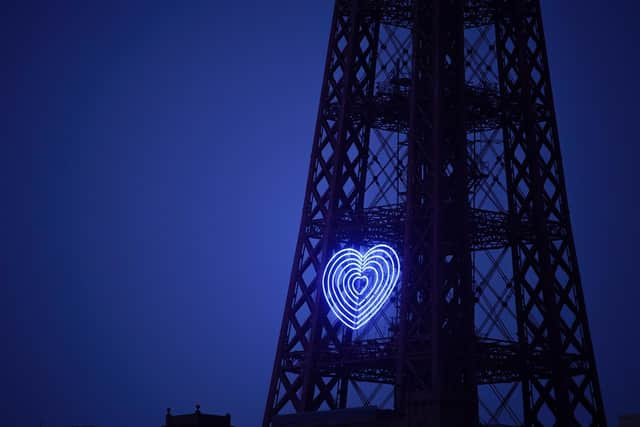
322,244,400,330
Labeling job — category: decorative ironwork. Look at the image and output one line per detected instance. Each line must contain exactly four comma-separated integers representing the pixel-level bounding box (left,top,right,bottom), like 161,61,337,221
263,0,606,425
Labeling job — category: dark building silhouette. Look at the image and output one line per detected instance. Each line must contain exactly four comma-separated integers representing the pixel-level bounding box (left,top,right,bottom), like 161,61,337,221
620,414,640,427
272,407,401,427
163,405,231,427
272,408,519,427
263,0,606,425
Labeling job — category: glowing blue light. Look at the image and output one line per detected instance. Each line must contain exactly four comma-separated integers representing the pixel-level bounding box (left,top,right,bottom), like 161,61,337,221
322,244,400,330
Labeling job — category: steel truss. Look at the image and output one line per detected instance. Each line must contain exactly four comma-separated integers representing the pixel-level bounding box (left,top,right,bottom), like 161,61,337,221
264,0,605,425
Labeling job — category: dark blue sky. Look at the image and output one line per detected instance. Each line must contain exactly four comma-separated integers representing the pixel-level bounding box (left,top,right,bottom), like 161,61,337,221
2,1,639,426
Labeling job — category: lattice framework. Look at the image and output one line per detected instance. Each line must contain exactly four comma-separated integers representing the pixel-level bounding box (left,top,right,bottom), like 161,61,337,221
264,1,606,425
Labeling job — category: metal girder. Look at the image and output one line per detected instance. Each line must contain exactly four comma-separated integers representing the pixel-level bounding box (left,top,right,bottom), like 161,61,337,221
323,82,501,133
280,337,593,387
305,204,566,251
342,0,499,29
264,1,379,418
494,0,606,424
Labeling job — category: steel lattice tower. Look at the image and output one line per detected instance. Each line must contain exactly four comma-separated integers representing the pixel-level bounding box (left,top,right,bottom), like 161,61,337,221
264,0,606,425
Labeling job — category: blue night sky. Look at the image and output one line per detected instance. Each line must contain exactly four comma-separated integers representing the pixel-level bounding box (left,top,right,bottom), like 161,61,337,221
2,1,639,426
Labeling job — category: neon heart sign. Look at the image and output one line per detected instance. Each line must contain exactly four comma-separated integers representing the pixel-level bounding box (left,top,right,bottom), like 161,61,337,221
322,244,400,330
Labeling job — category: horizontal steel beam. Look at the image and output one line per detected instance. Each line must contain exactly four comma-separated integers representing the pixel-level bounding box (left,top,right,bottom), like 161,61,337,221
305,204,566,251
323,83,501,133
282,337,590,385
338,0,500,29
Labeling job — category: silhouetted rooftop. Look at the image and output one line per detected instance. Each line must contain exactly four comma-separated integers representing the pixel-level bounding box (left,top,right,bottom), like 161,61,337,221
163,405,231,427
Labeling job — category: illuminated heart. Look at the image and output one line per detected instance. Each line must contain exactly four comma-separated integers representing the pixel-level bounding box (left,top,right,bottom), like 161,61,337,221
322,244,400,330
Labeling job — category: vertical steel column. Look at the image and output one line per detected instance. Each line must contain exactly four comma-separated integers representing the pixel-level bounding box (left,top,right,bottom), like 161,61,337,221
263,0,380,423
495,0,606,424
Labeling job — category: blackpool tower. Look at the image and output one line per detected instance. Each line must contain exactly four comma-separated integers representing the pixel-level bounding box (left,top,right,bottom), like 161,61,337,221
263,0,606,425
